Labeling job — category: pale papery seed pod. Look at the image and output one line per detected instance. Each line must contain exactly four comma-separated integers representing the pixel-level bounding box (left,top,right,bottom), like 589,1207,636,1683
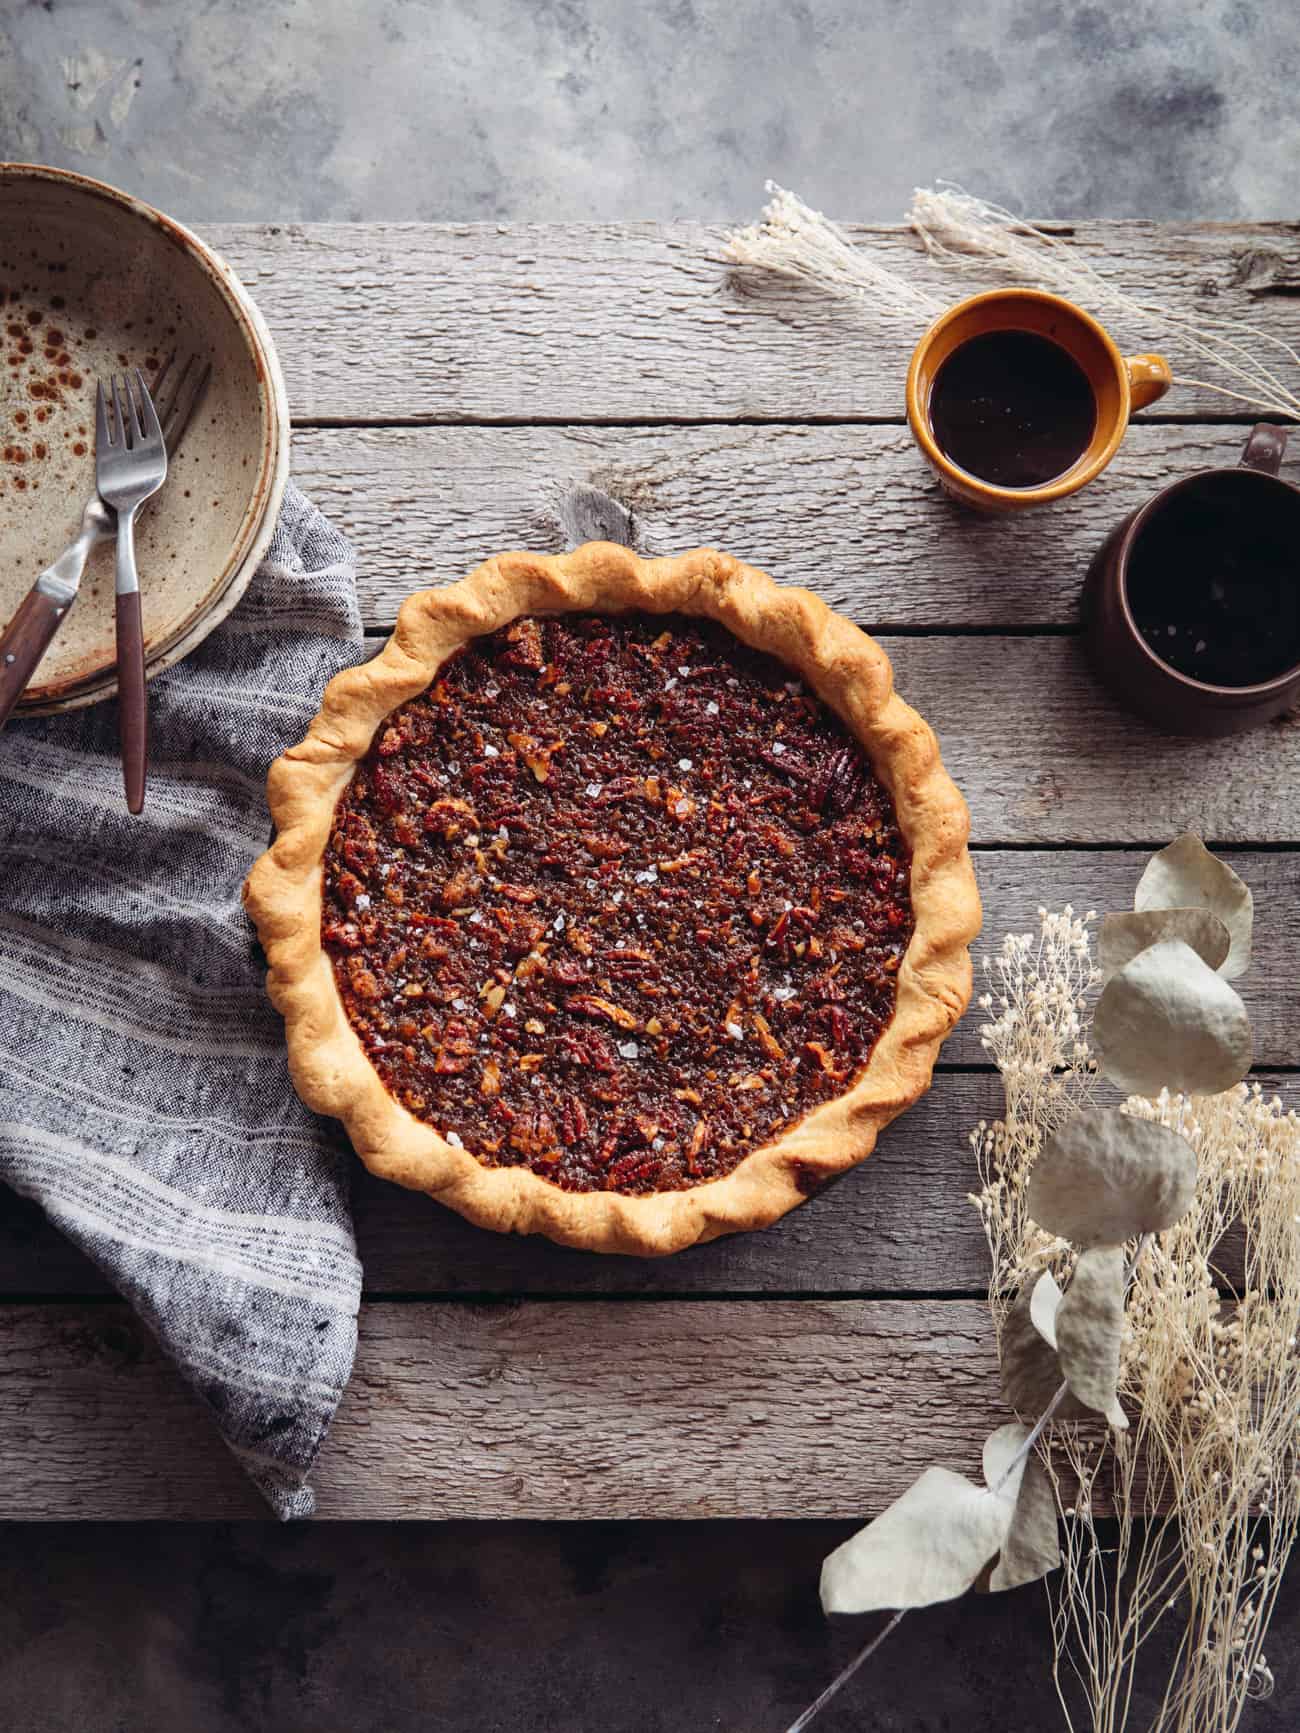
966,903,1299,1733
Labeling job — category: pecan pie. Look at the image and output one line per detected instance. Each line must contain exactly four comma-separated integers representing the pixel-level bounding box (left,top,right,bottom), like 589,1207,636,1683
244,545,980,1255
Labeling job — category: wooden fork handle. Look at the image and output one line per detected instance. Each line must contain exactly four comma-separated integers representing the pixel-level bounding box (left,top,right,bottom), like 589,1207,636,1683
115,590,148,815
0,585,71,730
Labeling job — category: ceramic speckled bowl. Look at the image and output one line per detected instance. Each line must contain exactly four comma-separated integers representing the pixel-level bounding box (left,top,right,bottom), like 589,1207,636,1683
0,163,289,712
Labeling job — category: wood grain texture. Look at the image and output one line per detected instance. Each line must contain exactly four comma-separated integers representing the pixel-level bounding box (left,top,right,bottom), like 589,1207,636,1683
6,221,1299,1528
0,1299,1002,1519
1,1077,1285,1306
293,422,1268,629
208,220,1300,424
886,638,1300,843
0,1071,999,1300
2,846,1293,1300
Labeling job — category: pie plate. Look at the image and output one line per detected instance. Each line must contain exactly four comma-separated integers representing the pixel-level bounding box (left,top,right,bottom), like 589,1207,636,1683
245,545,981,1255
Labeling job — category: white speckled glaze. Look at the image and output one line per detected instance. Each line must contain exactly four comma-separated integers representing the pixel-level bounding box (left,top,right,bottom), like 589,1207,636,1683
0,162,288,711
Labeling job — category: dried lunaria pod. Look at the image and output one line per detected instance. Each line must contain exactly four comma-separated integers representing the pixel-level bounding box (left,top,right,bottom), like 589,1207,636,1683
979,1425,1061,1593
1054,1246,1128,1429
1001,1274,1086,1421
1003,1260,1127,1429
820,1425,1030,1616
1134,832,1253,979
1095,939,1253,1097
951,887,1296,1733
1026,1107,1197,1246
1029,1269,1064,1347
1098,907,1230,982
808,836,1257,1719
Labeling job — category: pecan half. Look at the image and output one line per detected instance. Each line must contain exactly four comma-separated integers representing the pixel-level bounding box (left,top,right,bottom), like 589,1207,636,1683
565,993,639,1031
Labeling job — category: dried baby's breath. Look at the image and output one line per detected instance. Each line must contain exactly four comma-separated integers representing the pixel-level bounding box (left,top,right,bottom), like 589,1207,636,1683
792,845,1290,1733
970,905,1100,1325
973,902,1300,1733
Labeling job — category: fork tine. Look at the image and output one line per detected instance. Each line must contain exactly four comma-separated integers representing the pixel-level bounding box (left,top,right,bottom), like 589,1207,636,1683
160,356,211,454
151,351,175,405
112,375,133,451
125,371,147,443
134,369,163,446
152,353,180,434
95,378,114,450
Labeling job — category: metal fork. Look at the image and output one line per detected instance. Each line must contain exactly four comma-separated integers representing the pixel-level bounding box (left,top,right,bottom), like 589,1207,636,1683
96,370,167,815
0,354,211,734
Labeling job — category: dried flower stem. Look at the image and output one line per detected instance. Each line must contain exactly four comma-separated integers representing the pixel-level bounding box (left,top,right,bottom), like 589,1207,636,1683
725,182,942,322
907,186,1300,420
783,1608,908,1733
786,894,1296,1733
782,1207,1152,1732
974,911,1300,1732
724,184,1300,421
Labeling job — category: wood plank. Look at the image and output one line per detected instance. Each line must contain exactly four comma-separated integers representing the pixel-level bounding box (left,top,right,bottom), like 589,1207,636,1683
0,1299,1002,1519
209,220,1300,424
0,1071,1000,1299
293,422,1267,630
5,1065,1290,1304
2,843,1293,1298
886,637,1300,844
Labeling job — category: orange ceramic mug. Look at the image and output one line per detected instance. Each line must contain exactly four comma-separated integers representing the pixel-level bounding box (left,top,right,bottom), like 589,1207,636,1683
906,288,1172,512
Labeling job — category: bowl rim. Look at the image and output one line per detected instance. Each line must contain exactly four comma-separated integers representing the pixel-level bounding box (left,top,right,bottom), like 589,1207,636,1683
0,160,290,713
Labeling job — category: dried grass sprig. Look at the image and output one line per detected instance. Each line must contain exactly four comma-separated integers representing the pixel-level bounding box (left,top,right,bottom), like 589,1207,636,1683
907,185,1300,421
724,182,944,321
722,183,1300,421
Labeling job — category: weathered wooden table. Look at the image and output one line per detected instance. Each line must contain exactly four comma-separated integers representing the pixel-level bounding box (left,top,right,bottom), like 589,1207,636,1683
3,220,1299,1521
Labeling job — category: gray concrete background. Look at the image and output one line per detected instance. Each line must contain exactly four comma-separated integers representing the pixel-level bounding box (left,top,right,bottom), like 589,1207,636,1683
4,4,1299,1731
1,0,1297,224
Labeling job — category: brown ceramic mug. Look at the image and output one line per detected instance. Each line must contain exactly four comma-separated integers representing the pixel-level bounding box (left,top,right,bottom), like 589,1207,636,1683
1083,424,1300,736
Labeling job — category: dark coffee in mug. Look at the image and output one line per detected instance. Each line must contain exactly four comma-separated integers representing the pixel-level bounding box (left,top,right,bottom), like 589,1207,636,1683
1083,424,1300,737
928,329,1097,490
1125,471,1300,688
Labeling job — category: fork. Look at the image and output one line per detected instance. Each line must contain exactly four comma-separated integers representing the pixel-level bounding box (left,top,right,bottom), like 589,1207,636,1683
96,370,167,815
0,354,210,733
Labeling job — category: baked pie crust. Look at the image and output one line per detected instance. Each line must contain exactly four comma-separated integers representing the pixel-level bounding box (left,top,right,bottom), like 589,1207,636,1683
243,544,980,1255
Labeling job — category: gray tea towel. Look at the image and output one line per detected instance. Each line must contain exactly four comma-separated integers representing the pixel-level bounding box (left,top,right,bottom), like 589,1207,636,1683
0,483,366,1518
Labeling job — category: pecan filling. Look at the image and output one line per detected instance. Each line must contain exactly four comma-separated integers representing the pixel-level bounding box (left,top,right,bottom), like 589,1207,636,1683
322,614,913,1195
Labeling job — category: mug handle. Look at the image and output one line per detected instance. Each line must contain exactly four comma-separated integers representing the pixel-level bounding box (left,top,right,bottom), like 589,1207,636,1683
1125,353,1173,410
1241,423,1288,475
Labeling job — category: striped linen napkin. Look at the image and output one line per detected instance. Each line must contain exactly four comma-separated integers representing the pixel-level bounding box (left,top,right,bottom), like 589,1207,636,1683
0,484,365,1517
